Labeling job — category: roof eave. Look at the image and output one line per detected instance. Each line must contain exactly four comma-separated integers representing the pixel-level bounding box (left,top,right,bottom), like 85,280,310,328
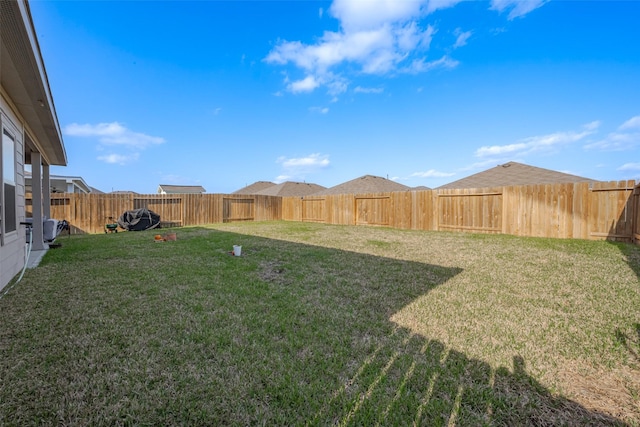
1,0,66,166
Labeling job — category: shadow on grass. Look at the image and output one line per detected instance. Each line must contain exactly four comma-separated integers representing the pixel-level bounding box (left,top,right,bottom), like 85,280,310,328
0,227,628,425
616,241,640,280
609,239,640,371
615,324,640,364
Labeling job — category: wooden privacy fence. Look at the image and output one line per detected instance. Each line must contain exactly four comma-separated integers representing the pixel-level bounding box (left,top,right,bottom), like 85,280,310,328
26,193,281,234
27,180,639,243
283,180,640,243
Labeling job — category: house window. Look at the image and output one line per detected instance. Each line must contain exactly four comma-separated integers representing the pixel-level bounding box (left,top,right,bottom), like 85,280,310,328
2,128,17,237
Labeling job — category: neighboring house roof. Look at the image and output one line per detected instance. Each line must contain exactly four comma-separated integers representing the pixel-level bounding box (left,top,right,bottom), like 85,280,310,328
110,190,139,194
254,181,326,197
313,175,411,195
233,181,277,195
25,172,91,194
412,186,431,191
437,161,598,189
158,185,206,194
89,186,104,194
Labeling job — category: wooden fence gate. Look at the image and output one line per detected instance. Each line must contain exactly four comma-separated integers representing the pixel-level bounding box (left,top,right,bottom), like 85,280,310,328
588,181,636,241
437,191,503,233
223,198,254,222
355,196,390,226
302,198,325,223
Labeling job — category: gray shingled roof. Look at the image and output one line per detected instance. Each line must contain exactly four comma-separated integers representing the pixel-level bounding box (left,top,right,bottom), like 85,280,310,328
254,181,326,197
312,175,411,195
233,181,277,195
158,185,206,194
437,161,598,189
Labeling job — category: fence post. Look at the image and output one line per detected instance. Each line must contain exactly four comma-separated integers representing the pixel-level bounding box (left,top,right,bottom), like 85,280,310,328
633,185,636,243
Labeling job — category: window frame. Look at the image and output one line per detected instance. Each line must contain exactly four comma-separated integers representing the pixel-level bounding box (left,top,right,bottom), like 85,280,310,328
1,122,19,244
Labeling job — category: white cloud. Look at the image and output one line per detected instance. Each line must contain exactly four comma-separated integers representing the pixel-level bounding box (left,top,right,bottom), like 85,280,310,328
64,122,165,149
518,122,599,148
276,153,330,182
326,75,349,95
288,75,321,93
354,86,384,94
268,25,421,75
279,153,330,168
402,55,459,74
410,169,455,178
309,106,330,114
619,115,640,131
64,122,164,149
329,0,425,32
584,116,640,151
425,0,465,14
396,21,435,51
265,0,448,95
266,0,547,95
618,163,640,171
477,121,600,158
583,120,601,131
453,29,472,48
490,0,549,19
319,7,324,18
584,132,639,151
97,153,139,165
475,142,527,157
65,121,164,165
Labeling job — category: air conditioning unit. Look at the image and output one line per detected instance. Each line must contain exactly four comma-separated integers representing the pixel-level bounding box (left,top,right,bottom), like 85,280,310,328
24,218,63,243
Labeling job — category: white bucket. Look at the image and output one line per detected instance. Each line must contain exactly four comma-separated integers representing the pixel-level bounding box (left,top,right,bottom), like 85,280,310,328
233,245,242,256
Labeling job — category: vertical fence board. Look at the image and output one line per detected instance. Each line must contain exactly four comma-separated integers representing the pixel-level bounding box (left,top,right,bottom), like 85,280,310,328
389,191,411,229
255,195,281,221
282,196,299,222
572,183,587,240
633,182,640,243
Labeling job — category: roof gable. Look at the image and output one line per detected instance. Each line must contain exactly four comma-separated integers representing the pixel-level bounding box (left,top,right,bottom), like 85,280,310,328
313,175,411,195
437,162,598,189
158,184,206,194
233,181,277,195
254,181,326,197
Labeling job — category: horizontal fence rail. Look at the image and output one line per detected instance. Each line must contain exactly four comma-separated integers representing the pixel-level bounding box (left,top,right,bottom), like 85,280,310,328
27,180,639,244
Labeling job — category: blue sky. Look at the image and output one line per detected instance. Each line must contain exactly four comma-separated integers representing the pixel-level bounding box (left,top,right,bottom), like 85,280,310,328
30,0,640,193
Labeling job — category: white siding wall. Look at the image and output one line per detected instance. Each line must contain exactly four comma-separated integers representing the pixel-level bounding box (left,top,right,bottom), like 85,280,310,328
1,95,26,291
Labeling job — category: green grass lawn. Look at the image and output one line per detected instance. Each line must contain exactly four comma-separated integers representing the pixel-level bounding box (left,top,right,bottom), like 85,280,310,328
1,221,638,425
